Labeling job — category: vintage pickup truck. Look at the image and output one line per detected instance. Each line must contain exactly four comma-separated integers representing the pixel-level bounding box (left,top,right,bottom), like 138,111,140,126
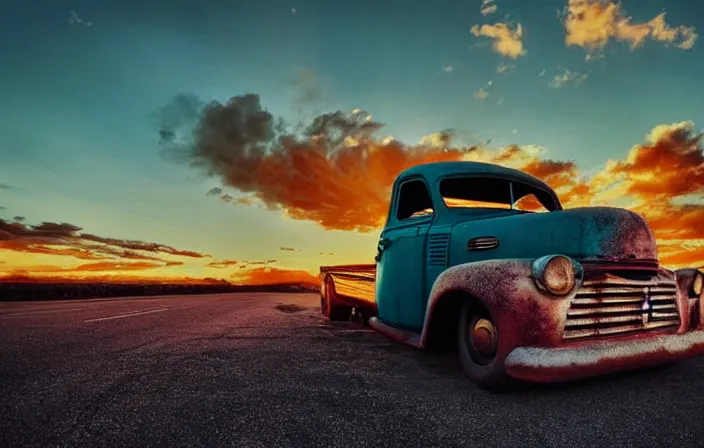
319,161,704,390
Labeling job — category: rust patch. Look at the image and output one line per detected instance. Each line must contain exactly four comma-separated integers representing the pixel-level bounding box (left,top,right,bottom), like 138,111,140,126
590,207,657,261
421,259,575,358
421,258,702,383
504,330,704,383
369,317,423,348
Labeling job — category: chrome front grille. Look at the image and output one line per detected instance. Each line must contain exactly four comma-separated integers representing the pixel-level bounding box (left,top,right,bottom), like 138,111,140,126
564,275,680,341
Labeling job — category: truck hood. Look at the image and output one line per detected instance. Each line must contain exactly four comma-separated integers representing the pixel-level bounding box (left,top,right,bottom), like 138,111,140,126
448,206,657,265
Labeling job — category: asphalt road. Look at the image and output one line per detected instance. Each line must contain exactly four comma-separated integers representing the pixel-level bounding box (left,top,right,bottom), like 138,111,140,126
1,293,703,448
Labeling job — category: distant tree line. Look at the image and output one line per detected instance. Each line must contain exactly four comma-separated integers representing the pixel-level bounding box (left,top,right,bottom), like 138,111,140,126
0,282,320,301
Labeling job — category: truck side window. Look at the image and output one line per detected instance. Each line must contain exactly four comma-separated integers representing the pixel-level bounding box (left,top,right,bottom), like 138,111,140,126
514,194,550,213
396,180,434,220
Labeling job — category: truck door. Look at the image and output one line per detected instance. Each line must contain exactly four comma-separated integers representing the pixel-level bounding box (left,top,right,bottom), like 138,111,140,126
375,177,433,332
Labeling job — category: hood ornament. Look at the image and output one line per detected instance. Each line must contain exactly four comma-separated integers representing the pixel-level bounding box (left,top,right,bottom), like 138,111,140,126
641,287,651,325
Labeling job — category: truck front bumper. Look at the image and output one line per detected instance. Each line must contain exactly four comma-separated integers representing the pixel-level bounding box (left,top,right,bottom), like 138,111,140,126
504,330,704,383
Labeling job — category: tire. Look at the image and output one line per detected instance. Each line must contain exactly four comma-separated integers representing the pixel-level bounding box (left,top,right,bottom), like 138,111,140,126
457,299,510,392
321,276,352,321
351,307,372,325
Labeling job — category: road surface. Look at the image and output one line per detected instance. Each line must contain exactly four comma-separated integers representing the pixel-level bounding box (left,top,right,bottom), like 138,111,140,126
1,293,703,448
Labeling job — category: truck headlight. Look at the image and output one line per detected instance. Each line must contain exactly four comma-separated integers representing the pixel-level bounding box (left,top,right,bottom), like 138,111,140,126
532,255,582,296
693,271,703,297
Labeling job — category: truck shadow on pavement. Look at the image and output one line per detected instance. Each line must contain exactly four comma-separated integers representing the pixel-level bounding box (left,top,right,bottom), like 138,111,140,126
274,303,309,313
298,308,702,394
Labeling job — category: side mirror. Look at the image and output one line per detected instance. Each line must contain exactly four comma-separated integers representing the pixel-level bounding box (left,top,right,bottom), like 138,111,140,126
375,238,391,262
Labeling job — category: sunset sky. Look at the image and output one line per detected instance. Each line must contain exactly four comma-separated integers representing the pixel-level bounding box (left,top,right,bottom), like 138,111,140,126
1,0,702,284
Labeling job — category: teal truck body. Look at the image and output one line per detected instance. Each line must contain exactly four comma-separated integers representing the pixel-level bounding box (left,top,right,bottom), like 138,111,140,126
319,161,704,390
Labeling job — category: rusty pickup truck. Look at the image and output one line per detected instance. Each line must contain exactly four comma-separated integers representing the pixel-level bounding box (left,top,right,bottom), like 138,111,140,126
319,161,704,390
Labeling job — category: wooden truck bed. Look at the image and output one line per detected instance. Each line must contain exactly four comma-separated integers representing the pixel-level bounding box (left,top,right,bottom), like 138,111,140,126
319,264,376,306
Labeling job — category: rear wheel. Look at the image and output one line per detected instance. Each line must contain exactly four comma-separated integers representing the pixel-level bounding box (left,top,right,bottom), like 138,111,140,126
351,307,372,325
320,276,352,321
458,300,510,392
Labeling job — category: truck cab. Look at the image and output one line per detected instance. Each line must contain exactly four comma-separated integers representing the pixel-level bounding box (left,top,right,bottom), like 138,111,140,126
374,162,561,333
319,161,704,390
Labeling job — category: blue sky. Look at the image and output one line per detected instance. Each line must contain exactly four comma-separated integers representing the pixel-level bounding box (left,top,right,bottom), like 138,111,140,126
0,0,702,276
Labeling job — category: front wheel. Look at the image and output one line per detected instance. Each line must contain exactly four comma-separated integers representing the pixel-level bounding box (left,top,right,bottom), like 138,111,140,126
457,300,510,392
320,276,352,321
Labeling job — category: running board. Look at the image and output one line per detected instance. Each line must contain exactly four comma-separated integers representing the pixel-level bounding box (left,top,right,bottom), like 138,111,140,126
368,317,424,348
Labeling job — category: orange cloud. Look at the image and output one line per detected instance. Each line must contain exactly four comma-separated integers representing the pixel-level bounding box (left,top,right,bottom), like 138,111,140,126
230,266,320,286
73,261,173,271
572,123,703,266
641,205,704,241
656,239,704,268
0,239,109,260
80,233,205,258
245,259,278,265
206,259,239,268
159,94,481,233
0,219,207,260
470,22,527,58
493,127,704,267
0,217,211,279
487,125,703,267
606,121,703,198
205,259,281,271
593,121,704,266
562,0,698,59
3,261,167,273
159,93,703,268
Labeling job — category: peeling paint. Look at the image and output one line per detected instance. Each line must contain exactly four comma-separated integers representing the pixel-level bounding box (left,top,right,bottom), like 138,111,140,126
505,330,704,382
421,259,576,353
507,331,704,368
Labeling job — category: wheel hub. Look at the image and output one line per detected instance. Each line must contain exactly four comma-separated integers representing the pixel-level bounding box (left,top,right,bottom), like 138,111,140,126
470,318,497,360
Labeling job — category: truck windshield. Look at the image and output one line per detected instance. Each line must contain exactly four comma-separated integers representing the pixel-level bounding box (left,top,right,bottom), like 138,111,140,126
439,176,558,213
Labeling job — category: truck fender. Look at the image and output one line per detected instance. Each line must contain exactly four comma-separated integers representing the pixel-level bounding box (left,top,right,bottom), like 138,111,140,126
418,259,578,357
675,268,703,330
